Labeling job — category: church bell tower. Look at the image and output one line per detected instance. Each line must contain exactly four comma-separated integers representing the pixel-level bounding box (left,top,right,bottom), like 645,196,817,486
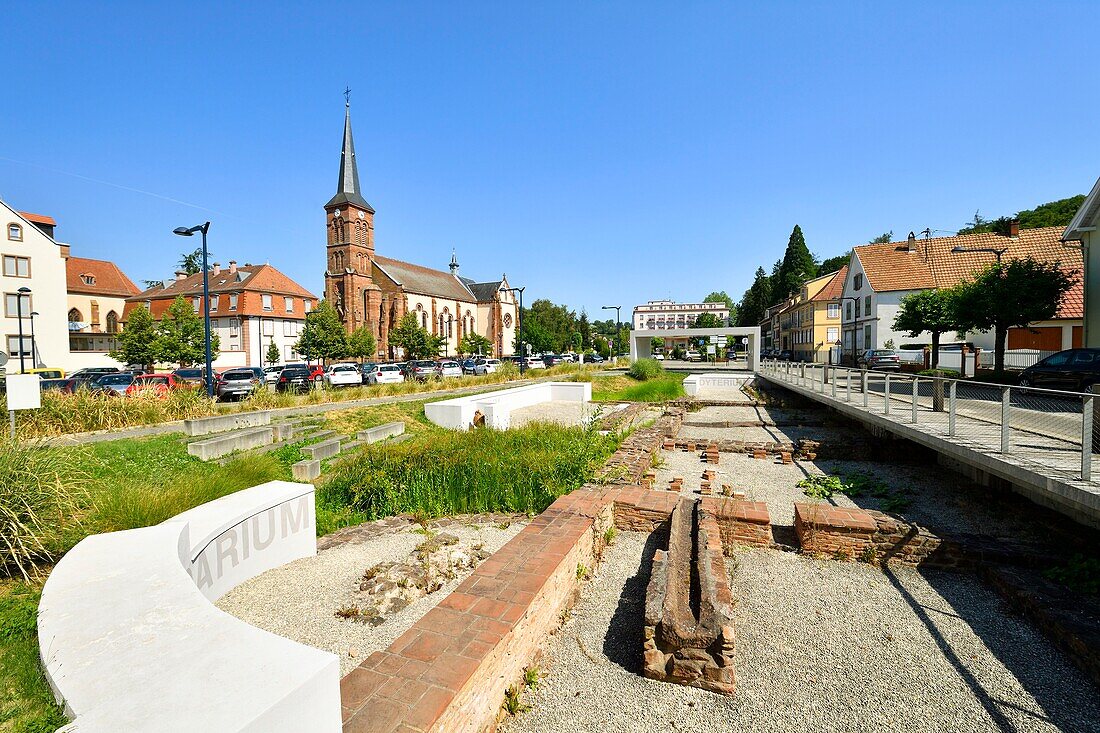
324,94,381,334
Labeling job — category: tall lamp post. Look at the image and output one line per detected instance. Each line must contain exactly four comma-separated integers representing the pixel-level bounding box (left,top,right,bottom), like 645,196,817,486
501,286,525,375
15,287,30,372
29,311,39,369
601,305,621,358
173,222,214,398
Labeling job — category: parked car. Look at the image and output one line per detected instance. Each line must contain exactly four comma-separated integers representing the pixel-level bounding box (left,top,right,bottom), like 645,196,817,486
125,373,179,397
460,359,478,375
214,369,262,401
263,365,284,384
526,357,546,370
41,378,80,393
358,362,378,384
857,349,901,371
586,353,606,363
1018,348,1100,392
542,354,565,367
653,353,665,361
474,358,501,375
436,360,463,378
367,364,405,385
26,367,66,379
90,372,135,395
172,368,206,389
777,350,794,362
685,350,701,362
275,366,312,393
325,363,363,388
69,366,120,380
406,360,440,382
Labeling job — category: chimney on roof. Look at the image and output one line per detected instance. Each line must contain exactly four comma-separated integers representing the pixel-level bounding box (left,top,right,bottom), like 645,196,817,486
907,231,917,252
212,262,221,277
175,270,187,281
1008,219,1020,238
228,260,238,274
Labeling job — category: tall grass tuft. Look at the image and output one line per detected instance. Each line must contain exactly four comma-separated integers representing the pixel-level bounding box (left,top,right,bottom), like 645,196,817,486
627,358,664,381
0,440,86,580
317,423,618,533
11,388,215,438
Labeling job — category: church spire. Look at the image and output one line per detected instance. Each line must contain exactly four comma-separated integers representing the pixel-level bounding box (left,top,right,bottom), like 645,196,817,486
325,94,374,213
450,249,460,276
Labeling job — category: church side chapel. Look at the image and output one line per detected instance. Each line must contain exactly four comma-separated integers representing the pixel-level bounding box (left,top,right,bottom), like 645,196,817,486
322,96,518,360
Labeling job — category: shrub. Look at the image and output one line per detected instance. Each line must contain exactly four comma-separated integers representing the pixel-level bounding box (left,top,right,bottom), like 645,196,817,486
917,368,960,378
0,440,87,580
318,424,618,531
627,358,663,381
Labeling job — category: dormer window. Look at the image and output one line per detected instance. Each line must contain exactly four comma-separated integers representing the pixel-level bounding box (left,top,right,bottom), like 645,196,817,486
80,274,96,286
7,223,22,241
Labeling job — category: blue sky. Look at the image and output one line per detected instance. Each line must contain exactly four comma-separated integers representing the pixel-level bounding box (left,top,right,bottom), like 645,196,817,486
2,2,1097,317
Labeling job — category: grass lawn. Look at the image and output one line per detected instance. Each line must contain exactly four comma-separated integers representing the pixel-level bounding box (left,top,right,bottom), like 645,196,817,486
591,371,685,402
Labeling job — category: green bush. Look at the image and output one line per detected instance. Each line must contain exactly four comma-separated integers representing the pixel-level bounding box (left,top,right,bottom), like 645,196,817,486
627,358,663,381
317,424,619,532
917,368,960,378
0,440,87,580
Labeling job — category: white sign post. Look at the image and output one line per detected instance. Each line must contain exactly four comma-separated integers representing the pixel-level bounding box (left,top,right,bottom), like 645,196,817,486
6,374,41,439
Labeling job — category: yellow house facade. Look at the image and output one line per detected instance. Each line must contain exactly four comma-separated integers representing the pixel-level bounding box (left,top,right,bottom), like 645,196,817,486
777,267,846,362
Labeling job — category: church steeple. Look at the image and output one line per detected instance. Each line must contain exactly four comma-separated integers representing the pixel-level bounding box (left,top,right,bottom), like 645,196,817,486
450,249,460,276
325,97,374,213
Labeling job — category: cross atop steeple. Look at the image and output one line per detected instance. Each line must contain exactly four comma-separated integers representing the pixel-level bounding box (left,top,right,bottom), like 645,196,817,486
325,95,374,213
449,249,460,276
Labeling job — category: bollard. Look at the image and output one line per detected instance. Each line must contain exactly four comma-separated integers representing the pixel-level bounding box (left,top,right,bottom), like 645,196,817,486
948,381,957,436
884,374,891,415
1083,393,1094,481
862,369,869,407
831,368,837,398
1001,386,1011,453
911,377,919,423
845,368,851,402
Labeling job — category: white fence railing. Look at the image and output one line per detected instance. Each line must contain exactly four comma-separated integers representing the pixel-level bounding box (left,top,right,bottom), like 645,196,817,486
758,359,1099,483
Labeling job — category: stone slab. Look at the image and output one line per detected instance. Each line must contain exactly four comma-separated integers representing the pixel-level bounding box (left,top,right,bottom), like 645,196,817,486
184,411,272,437
187,427,274,461
357,421,405,443
303,437,343,461
292,459,321,481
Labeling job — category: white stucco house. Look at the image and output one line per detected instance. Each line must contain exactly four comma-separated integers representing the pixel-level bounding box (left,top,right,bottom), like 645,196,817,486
841,225,1083,362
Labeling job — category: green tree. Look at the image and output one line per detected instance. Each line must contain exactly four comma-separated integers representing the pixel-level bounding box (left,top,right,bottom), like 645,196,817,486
109,305,159,369
691,313,723,329
295,300,348,363
265,339,281,367
518,319,553,354
953,257,1076,376
522,299,577,352
177,248,208,276
818,251,852,274
577,311,592,349
347,326,377,363
892,289,958,369
651,337,665,352
459,332,492,356
156,295,220,368
391,312,444,360
773,225,818,301
957,195,1086,235
594,335,611,358
702,291,736,323
736,267,772,327
869,231,893,244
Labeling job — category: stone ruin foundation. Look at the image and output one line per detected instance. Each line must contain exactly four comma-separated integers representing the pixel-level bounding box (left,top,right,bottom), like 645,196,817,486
644,497,737,694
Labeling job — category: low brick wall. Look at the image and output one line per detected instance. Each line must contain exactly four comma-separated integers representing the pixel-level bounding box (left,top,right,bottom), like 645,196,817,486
794,502,876,559
701,497,773,548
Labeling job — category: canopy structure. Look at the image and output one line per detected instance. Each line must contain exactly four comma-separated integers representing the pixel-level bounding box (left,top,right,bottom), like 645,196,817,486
629,326,761,371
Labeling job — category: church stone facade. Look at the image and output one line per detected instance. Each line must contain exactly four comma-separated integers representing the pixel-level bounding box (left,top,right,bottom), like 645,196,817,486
323,103,517,360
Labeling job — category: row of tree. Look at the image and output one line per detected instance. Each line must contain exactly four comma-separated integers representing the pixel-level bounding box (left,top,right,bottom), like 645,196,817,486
893,257,1075,376
111,296,221,369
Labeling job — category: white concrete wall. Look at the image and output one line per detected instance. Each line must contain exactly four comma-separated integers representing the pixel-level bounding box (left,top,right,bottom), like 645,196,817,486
425,381,592,430
0,204,69,372
37,481,340,732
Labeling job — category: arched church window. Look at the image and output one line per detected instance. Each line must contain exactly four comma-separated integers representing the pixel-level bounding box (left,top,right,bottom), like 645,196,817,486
503,313,513,328
106,311,119,334
68,308,82,324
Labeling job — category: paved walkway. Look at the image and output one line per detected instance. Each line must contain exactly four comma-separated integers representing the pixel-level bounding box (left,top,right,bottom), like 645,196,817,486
757,365,1100,529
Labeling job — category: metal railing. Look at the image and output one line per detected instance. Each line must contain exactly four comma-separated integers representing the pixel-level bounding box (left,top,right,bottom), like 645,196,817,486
760,359,1099,483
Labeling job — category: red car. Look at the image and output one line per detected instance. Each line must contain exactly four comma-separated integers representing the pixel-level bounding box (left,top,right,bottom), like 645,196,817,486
124,373,179,397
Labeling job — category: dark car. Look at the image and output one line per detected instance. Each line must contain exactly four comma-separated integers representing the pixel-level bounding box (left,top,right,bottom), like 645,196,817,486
586,353,605,363
1018,348,1100,392
358,362,378,384
172,368,207,389
857,349,901,371
776,350,793,361
275,367,312,393
543,354,565,367
460,359,478,375
90,372,135,395
41,378,80,393
69,367,121,380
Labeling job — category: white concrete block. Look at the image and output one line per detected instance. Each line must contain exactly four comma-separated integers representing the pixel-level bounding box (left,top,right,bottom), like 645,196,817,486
424,382,592,431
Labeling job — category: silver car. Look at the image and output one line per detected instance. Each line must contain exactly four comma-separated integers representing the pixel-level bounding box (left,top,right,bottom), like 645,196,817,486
217,368,262,401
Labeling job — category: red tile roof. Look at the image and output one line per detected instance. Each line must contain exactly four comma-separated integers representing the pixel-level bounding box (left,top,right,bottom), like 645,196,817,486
373,255,474,301
19,211,56,226
810,266,848,302
66,257,141,298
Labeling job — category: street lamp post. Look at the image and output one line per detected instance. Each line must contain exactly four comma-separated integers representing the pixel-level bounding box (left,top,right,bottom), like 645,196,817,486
29,311,39,369
173,222,214,398
15,287,30,372
501,286,525,375
602,305,622,358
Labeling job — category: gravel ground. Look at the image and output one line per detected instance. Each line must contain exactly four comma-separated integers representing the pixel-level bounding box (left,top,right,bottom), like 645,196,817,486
509,400,600,428
653,449,854,526
679,423,859,444
217,519,525,675
503,532,1100,733
684,405,807,424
